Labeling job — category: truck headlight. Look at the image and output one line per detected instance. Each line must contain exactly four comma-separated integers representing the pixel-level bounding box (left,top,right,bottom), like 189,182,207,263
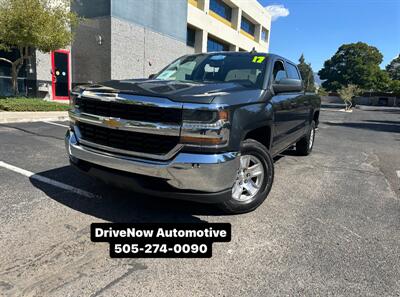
180,109,230,147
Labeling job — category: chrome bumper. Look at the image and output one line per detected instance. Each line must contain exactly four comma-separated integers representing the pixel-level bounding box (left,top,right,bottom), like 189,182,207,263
65,129,240,193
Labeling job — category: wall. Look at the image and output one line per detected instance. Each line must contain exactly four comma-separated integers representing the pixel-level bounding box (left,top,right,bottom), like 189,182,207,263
71,0,189,81
110,17,188,80
71,0,110,18
72,17,112,84
111,0,187,42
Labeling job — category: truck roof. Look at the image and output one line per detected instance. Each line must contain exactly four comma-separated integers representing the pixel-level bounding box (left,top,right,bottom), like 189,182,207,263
185,51,297,67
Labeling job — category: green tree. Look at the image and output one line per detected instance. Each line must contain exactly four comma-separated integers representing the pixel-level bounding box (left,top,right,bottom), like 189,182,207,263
297,54,315,92
374,69,391,92
318,42,384,92
337,84,360,111
0,0,79,95
389,80,400,95
386,54,400,80
317,87,328,96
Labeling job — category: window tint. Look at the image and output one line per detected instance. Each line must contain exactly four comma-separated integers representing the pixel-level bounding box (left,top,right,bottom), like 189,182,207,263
207,37,229,52
261,28,269,42
210,0,232,21
241,16,255,36
273,61,287,82
286,63,300,79
156,54,267,89
186,27,196,47
225,69,263,85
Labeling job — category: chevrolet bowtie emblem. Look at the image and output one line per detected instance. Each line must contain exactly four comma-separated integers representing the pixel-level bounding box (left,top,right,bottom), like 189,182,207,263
103,118,122,129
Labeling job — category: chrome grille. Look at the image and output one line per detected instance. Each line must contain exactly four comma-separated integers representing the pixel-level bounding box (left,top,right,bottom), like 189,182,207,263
78,122,179,155
76,97,182,124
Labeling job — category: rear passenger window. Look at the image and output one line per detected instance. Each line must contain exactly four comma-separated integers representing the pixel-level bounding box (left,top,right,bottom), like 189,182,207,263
286,63,300,80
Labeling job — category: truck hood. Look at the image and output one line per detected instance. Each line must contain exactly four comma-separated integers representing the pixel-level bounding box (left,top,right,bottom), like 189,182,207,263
77,79,264,104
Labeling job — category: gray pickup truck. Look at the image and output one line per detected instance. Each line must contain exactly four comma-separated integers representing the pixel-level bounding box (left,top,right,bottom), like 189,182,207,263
66,52,320,213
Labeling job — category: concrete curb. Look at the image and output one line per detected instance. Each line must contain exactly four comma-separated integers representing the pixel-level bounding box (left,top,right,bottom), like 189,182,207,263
355,105,400,112
0,111,69,123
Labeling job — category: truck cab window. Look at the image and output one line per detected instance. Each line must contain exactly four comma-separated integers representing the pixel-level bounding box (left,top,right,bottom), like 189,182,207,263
286,63,301,80
273,61,286,82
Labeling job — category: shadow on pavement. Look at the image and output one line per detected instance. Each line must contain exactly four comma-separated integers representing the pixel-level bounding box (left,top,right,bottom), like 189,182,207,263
323,121,400,133
29,165,230,223
363,120,400,125
30,148,299,221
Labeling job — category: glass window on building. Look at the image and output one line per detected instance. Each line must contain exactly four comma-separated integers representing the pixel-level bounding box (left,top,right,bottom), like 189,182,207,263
261,28,269,42
210,0,232,21
0,49,27,96
241,16,255,36
187,27,196,47
207,37,229,52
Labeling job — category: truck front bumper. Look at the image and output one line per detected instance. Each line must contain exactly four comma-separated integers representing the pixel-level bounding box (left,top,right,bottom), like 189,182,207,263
65,129,240,201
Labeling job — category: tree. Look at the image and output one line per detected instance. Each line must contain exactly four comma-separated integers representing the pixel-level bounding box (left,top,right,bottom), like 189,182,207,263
386,54,400,80
337,84,360,111
317,87,328,96
0,0,78,95
389,80,400,96
297,54,315,92
318,42,384,92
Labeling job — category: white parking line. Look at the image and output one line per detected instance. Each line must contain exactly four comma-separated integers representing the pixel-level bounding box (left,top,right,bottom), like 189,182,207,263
397,170,400,179
0,161,100,199
320,108,344,112
42,121,69,128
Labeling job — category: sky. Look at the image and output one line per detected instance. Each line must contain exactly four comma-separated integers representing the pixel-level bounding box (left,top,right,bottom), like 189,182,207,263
259,0,400,73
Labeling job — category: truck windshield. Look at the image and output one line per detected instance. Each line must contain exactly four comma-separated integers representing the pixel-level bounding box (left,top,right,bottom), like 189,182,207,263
155,54,267,88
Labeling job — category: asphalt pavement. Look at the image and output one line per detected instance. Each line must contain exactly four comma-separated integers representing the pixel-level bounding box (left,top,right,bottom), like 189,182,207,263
0,108,399,296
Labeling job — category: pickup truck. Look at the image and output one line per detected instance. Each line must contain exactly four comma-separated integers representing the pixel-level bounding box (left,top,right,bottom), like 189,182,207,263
66,52,320,213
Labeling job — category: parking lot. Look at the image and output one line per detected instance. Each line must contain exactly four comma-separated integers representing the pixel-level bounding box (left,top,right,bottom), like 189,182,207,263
0,107,399,296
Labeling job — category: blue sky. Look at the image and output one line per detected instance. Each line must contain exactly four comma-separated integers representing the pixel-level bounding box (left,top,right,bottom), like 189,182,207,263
259,0,400,72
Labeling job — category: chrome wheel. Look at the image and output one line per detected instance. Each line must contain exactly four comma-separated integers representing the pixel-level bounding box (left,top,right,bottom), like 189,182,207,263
309,126,315,150
232,154,265,202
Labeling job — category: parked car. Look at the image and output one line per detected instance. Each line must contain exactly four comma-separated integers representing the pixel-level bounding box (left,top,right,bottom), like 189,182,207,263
66,52,321,213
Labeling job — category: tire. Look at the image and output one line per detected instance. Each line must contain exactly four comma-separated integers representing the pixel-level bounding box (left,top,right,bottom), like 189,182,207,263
218,139,274,214
296,120,316,156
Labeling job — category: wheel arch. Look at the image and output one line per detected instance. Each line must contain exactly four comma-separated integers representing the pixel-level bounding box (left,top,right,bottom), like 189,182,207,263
243,125,273,150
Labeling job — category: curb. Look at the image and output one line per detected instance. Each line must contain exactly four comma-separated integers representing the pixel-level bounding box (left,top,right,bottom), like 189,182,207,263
355,105,400,112
0,111,69,124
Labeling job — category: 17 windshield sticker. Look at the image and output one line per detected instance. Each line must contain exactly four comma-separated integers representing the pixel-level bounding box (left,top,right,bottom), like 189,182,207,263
252,56,266,63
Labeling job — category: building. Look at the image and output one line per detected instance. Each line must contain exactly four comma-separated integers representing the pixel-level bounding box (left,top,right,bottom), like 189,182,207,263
0,0,271,99
187,0,270,53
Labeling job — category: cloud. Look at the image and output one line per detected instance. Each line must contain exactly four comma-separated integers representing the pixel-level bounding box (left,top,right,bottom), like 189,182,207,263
265,4,290,21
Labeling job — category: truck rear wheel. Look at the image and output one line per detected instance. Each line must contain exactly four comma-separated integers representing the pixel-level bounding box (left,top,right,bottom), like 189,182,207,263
219,139,274,214
296,120,316,156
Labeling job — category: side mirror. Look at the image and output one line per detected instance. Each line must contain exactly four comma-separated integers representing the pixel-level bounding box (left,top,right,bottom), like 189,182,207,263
148,73,156,79
273,78,303,94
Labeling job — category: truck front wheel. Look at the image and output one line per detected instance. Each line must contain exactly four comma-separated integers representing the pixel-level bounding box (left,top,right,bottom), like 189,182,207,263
219,139,274,214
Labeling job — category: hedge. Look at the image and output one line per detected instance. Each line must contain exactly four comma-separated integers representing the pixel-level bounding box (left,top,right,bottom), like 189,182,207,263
0,98,69,112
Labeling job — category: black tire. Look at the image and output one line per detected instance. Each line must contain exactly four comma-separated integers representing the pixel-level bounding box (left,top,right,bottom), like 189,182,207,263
296,120,316,156
218,139,274,214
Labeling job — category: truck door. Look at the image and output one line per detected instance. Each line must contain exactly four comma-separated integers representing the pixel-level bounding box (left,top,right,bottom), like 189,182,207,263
270,60,298,152
51,50,70,100
284,61,309,139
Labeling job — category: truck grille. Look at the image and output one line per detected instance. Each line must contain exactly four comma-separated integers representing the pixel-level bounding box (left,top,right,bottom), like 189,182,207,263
78,122,179,155
76,97,182,124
